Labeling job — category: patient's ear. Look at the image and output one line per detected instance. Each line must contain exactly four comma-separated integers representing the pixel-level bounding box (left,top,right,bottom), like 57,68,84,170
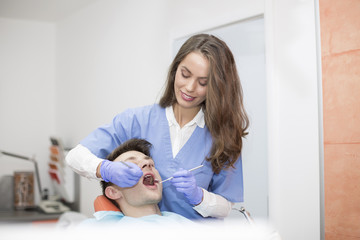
105,186,123,200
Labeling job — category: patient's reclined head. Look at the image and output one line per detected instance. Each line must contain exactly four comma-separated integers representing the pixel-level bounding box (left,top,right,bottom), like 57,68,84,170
100,139,162,215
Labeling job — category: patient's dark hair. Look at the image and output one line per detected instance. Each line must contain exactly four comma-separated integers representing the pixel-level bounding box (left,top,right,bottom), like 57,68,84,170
100,138,152,210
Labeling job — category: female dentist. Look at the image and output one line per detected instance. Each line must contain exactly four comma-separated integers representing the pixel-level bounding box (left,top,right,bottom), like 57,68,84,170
66,34,249,220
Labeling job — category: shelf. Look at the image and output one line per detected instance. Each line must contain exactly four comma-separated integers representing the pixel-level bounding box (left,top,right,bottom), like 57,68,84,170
0,209,61,223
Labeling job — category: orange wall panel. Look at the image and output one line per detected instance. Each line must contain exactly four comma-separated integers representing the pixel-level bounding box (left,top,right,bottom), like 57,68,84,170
320,0,360,56
324,144,360,238
320,0,360,239
322,52,360,143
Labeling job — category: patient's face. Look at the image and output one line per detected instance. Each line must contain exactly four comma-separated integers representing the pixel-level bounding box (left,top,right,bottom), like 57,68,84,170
114,151,162,207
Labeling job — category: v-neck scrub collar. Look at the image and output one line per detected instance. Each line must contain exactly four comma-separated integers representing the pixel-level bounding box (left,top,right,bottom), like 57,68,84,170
165,106,205,129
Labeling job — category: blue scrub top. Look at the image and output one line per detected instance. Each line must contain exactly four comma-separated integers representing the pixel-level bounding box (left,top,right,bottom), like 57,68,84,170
80,104,244,220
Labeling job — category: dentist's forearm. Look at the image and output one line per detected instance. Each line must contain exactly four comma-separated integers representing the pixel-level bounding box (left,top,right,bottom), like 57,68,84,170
193,189,234,218
66,144,104,180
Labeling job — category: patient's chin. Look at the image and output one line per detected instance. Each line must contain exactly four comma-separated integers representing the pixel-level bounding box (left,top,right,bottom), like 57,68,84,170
144,194,162,205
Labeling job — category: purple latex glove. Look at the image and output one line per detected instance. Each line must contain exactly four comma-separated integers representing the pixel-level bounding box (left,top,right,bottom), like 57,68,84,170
100,160,143,188
170,169,203,205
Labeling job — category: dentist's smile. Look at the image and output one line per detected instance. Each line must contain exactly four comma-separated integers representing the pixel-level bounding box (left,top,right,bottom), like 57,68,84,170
181,91,195,101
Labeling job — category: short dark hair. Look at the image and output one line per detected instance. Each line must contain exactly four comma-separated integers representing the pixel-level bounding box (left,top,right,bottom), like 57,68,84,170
100,138,153,209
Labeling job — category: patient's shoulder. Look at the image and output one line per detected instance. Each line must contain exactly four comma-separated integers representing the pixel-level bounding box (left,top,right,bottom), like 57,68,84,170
161,211,194,223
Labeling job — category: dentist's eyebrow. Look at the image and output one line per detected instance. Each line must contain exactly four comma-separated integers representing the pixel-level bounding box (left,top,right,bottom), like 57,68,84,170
181,66,191,73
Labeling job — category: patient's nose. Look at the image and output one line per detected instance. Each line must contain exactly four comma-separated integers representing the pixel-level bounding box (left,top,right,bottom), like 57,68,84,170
142,159,154,170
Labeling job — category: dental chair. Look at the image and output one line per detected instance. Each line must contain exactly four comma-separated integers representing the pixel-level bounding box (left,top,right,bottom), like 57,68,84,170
94,195,120,212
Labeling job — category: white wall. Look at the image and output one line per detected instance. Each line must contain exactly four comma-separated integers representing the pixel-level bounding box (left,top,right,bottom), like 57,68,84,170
0,18,56,203
56,0,171,216
56,0,170,147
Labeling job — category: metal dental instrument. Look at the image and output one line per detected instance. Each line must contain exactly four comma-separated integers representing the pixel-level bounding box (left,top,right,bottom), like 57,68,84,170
233,207,255,225
159,164,204,183
120,161,132,168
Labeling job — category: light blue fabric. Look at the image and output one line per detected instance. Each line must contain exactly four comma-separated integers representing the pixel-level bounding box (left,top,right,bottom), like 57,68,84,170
82,211,193,225
80,104,244,220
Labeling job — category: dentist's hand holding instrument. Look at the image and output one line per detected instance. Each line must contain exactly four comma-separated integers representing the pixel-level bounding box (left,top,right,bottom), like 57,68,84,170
100,160,143,188
170,165,204,205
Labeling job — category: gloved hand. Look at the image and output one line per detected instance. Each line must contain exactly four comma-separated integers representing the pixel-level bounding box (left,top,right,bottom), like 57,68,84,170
100,160,143,188
170,169,203,205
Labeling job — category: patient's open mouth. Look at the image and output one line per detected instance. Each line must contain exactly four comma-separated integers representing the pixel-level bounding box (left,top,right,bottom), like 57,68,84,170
143,174,157,186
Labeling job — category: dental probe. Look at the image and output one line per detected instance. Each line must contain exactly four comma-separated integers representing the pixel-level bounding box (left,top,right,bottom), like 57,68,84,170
159,165,204,183
119,161,132,168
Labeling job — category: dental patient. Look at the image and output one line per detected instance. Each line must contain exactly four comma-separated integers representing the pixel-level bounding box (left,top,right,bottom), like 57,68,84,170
85,138,192,224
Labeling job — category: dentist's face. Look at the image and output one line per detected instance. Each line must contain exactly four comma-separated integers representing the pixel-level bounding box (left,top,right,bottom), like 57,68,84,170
174,51,209,111
115,151,162,207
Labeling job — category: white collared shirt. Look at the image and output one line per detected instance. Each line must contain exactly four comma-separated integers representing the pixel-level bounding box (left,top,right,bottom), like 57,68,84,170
165,106,205,158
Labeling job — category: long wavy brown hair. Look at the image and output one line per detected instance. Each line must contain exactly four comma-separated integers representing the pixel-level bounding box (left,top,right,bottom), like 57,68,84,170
159,34,249,174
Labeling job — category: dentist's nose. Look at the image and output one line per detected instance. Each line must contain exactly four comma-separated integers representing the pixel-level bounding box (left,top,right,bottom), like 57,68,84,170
185,78,196,92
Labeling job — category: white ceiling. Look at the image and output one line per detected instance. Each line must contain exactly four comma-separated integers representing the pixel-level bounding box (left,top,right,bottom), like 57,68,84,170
0,0,97,22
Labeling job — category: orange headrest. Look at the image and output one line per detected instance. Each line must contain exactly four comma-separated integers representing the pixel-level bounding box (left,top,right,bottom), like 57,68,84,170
94,195,121,212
